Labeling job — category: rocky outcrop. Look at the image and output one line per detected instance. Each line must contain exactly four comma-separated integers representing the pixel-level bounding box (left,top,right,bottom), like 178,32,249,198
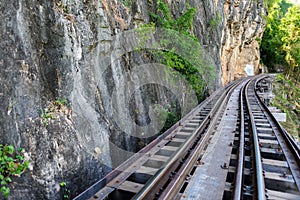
221,0,266,84
0,1,111,199
0,0,265,199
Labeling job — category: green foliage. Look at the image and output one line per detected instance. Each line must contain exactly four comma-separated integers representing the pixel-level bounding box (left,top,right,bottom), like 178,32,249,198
150,0,197,39
209,12,222,30
161,51,205,100
147,0,214,101
133,1,215,134
59,182,67,187
263,0,285,10
261,0,289,68
121,0,133,8
279,6,300,80
271,74,300,140
0,145,29,198
60,181,71,200
262,2,300,140
41,108,55,125
152,103,181,133
54,1,68,13
260,0,300,81
55,97,68,107
41,97,69,125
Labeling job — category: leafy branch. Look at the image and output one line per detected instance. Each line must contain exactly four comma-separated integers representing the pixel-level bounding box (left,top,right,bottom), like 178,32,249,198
0,145,29,198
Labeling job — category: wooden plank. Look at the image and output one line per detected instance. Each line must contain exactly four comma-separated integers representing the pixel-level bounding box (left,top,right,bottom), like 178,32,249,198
185,123,199,128
192,116,204,120
177,132,192,136
189,120,201,123
252,110,262,113
89,187,115,200
143,159,165,169
171,138,186,143
267,189,300,200
262,158,288,173
257,127,273,133
162,145,179,152
264,171,295,183
262,158,288,168
261,147,284,160
180,127,195,133
224,182,232,192
258,133,276,140
253,114,265,117
264,171,298,192
244,156,251,162
254,114,266,118
255,123,271,127
228,166,236,173
151,154,170,162
118,181,144,193
259,139,279,145
136,166,158,176
261,147,279,155
255,119,269,123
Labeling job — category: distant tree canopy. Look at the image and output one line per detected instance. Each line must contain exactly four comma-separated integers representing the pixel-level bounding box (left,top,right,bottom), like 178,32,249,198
261,0,300,81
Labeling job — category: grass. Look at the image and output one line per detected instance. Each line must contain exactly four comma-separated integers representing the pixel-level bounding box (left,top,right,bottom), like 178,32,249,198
271,74,300,142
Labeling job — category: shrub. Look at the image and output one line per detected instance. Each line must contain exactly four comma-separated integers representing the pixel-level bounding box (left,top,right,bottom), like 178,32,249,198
0,144,29,198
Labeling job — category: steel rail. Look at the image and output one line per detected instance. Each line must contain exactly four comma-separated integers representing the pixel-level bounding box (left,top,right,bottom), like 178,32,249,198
232,80,248,200
73,81,224,200
133,115,210,200
254,76,300,163
74,77,239,200
245,79,266,200
159,78,246,200
134,78,246,200
253,76,300,190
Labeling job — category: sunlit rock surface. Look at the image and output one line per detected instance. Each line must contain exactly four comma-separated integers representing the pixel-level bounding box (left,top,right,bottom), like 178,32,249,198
221,0,265,84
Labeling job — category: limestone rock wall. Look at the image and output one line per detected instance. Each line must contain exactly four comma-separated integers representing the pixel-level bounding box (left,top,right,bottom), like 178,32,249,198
0,1,112,199
221,0,266,84
0,0,265,199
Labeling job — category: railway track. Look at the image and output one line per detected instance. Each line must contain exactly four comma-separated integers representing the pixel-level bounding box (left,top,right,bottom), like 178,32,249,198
223,76,300,200
74,75,300,200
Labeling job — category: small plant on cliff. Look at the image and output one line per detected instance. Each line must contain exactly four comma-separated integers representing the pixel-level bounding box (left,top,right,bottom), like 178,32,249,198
121,0,133,8
209,12,222,30
55,97,68,107
41,97,70,125
41,108,56,125
60,181,71,200
0,144,29,198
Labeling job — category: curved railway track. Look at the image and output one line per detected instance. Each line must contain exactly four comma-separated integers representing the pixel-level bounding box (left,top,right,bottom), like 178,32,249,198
74,75,300,200
224,76,300,200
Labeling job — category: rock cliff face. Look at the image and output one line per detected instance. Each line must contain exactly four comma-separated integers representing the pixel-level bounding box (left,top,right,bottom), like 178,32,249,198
221,0,265,84
0,0,265,199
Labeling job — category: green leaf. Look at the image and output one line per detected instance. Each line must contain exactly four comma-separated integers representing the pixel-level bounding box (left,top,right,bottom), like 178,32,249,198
5,145,14,155
16,155,24,161
60,182,66,187
5,177,11,183
0,144,30,198
0,186,10,198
